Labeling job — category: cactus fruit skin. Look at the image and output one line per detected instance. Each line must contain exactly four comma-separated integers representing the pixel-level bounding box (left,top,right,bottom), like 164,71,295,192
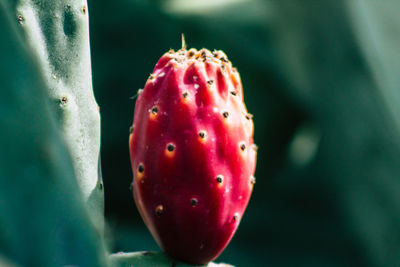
129,46,257,264
7,0,104,234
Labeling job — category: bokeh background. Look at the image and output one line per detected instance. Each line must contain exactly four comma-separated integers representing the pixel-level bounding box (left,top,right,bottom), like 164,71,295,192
88,1,400,266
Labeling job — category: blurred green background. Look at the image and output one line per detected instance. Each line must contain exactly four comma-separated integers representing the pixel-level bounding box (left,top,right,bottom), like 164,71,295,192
88,0,400,266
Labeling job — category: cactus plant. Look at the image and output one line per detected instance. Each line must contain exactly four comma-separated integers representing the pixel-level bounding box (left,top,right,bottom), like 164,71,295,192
1,0,241,264
0,3,106,266
110,251,233,267
129,41,256,264
4,0,104,233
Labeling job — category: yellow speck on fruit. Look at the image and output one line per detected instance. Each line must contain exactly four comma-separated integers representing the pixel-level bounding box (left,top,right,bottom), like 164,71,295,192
216,175,224,188
137,163,144,181
198,130,207,142
155,205,164,216
149,106,159,120
165,143,176,158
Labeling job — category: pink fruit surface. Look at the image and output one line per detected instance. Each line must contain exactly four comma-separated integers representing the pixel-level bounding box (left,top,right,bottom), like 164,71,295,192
129,45,257,265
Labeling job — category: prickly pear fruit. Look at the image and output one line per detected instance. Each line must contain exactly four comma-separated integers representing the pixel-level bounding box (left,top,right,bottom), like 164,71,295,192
129,42,257,265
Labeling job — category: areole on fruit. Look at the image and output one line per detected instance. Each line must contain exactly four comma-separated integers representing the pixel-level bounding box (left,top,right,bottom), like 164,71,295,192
129,35,257,265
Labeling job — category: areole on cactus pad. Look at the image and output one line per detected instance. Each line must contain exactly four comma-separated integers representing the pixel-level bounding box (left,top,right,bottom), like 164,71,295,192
129,37,257,265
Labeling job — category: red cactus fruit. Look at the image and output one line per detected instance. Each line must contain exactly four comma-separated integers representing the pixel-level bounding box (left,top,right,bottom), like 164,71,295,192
129,41,257,265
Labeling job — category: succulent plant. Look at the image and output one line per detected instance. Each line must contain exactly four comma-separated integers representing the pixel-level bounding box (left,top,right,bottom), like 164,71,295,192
0,3,106,265
5,0,104,233
129,38,257,264
109,251,233,267
1,0,243,264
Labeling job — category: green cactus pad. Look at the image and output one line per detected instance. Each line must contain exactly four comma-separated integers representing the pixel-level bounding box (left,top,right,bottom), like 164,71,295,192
0,3,106,266
109,251,234,267
5,0,104,234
